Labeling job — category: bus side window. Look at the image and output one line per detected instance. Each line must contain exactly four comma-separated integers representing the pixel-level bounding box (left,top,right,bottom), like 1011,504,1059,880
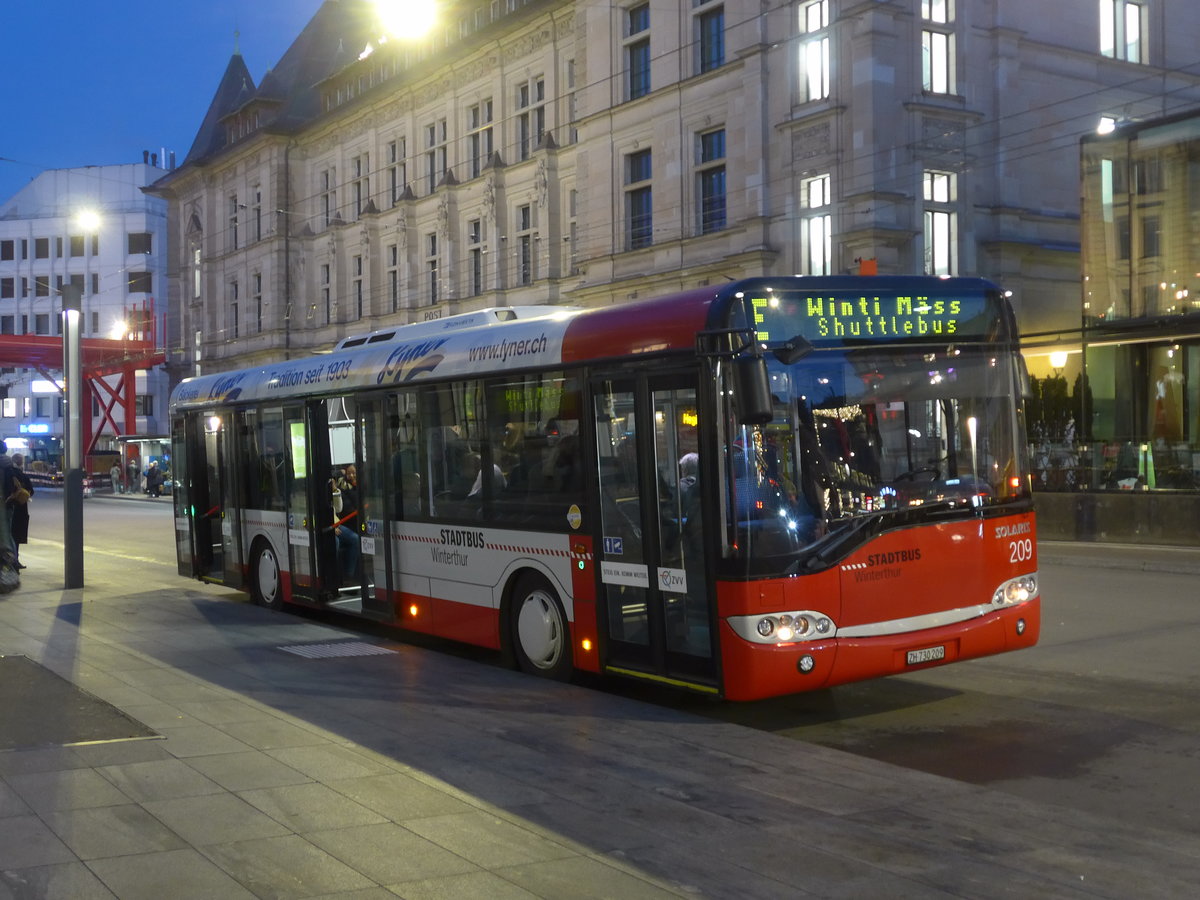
388,396,424,519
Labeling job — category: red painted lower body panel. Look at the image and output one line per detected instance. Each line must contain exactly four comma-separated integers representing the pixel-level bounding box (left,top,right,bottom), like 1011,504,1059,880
397,592,502,651
718,599,1040,702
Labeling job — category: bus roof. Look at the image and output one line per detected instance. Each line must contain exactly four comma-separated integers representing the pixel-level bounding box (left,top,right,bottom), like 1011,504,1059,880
332,306,569,350
169,277,1007,412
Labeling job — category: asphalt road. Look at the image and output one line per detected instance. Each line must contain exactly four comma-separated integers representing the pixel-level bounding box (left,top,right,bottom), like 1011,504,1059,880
28,493,1200,842
608,559,1200,839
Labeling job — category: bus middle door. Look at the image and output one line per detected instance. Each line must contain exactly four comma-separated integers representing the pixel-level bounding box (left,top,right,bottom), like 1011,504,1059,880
592,373,717,692
280,403,337,601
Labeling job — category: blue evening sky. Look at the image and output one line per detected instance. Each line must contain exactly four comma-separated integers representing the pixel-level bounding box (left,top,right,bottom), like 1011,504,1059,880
0,1,324,202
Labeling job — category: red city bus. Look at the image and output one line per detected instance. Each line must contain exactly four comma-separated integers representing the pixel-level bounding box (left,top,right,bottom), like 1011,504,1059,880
169,276,1039,700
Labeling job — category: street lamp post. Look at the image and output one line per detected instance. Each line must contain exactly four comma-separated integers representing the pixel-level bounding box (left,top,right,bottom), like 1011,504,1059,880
60,282,84,588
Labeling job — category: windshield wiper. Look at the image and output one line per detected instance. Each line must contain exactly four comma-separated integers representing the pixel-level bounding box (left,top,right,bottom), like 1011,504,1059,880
788,500,968,574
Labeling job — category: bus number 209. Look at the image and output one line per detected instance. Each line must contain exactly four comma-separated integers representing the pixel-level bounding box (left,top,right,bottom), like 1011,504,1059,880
1009,539,1033,563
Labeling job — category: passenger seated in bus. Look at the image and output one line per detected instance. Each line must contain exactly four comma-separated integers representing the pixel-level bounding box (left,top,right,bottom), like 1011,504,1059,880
547,434,580,493
428,426,470,496
468,456,506,498
506,437,548,491
330,465,360,585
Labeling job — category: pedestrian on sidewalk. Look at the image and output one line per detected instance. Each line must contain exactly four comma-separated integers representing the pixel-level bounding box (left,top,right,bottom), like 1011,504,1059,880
5,454,33,569
110,462,122,494
146,460,163,497
0,441,22,588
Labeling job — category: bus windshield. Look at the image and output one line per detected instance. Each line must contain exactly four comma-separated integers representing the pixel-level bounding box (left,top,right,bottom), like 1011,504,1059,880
722,344,1031,575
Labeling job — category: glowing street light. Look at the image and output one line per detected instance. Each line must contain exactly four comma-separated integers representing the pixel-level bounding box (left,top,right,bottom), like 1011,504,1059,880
77,208,101,232
375,0,439,40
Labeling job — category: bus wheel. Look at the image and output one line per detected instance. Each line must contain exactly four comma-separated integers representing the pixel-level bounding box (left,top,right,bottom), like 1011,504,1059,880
250,540,283,610
510,573,572,681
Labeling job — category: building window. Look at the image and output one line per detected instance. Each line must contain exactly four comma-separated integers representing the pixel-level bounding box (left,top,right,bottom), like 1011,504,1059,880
801,173,832,275
516,205,533,285
468,100,494,177
922,30,954,94
252,187,263,241
696,128,726,234
626,148,653,250
252,272,263,333
1134,156,1163,194
128,232,152,254
321,263,332,323
426,232,439,304
0,278,12,299
923,170,958,276
70,235,86,256
468,219,485,296
567,188,578,274
1141,214,1161,258
192,247,202,300
229,280,239,339
128,271,152,294
1100,0,1145,63
799,0,830,102
0,240,12,260
321,169,337,227
426,119,447,193
921,0,951,24
921,2,955,95
387,243,400,312
34,276,50,297
34,238,49,259
566,58,579,144
352,154,369,218
387,138,407,205
353,255,364,318
517,78,545,161
228,194,240,250
626,4,651,101
695,2,724,74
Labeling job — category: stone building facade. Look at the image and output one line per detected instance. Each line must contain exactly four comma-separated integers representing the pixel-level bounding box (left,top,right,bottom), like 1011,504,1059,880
150,0,1200,379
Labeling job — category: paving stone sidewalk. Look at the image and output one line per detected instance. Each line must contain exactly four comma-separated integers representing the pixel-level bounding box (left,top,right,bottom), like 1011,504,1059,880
1,538,1197,898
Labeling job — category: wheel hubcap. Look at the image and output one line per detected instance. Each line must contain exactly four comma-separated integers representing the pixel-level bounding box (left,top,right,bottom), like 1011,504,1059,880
516,590,562,669
257,549,278,602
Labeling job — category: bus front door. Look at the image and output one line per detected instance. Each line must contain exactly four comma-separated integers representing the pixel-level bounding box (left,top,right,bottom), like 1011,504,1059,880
593,374,717,692
181,410,234,583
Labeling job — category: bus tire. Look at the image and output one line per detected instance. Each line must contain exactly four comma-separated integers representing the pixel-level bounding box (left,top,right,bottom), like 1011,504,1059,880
250,539,283,610
510,572,572,681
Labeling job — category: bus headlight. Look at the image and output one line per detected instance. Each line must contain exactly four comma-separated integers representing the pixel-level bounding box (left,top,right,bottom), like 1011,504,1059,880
993,573,1038,607
732,611,838,645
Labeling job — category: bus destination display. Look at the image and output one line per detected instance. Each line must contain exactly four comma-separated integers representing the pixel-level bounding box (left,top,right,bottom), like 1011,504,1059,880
751,291,999,345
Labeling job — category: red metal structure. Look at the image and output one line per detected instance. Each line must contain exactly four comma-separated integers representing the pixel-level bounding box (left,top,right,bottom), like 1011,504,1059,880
0,332,164,456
